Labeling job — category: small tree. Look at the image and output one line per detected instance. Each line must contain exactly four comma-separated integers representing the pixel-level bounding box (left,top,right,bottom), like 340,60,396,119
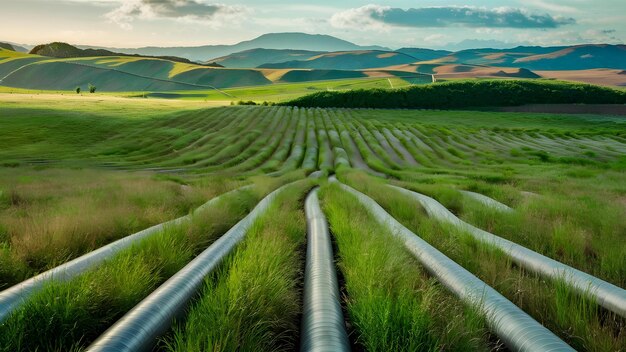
88,83,96,93
75,87,81,94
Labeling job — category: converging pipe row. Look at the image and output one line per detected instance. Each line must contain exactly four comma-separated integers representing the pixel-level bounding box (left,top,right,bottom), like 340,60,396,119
332,177,574,352
301,188,350,352
391,185,626,318
0,185,250,322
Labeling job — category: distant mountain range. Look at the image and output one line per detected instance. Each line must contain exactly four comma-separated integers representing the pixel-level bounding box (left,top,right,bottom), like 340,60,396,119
0,43,15,51
1,32,625,91
7,33,625,72
213,43,626,72
30,42,222,66
431,44,626,70
81,33,390,62
0,41,29,53
210,49,325,68
257,51,421,70
442,39,527,52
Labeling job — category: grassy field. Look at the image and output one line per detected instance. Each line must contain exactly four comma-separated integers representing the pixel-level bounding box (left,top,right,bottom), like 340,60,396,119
0,168,241,288
0,48,429,95
0,92,624,351
0,74,422,103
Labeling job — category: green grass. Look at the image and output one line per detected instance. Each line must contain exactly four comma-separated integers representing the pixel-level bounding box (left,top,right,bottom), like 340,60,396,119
1,92,625,351
0,173,302,351
146,76,419,102
339,169,625,351
320,181,492,351
0,167,242,288
0,75,421,103
164,179,315,351
394,173,626,287
0,48,425,98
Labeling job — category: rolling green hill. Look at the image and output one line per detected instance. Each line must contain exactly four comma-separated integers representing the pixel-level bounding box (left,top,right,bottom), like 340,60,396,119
0,49,47,78
0,61,196,91
0,49,274,91
0,49,431,93
0,42,29,52
396,47,452,61
204,42,626,74
428,44,626,70
0,43,15,51
258,50,419,70
30,42,217,66
211,48,324,68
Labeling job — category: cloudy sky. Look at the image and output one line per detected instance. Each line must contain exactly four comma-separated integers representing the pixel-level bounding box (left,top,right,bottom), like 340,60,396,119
2,0,625,49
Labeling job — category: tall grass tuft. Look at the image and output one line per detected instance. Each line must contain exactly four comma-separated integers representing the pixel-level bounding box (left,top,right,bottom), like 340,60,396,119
0,175,301,351
164,179,315,351
320,182,492,351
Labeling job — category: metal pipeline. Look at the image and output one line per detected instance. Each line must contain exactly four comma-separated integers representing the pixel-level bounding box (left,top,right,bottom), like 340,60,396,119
301,188,350,352
332,179,573,352
0,185,249,322
391,185,626,318
459,190,514,213
85,182,290,352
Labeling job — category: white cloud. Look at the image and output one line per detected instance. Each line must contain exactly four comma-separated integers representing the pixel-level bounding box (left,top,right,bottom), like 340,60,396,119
330,4,391,31
330,5,575,31
524,0,580,14
424,34,448,43
104,0,248,29
516,28,623,45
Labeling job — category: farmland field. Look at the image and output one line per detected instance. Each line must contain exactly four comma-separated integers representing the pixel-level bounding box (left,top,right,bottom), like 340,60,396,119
0,93,625,351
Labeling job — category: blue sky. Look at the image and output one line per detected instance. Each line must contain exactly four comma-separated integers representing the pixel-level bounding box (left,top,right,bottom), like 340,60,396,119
2,0,625,49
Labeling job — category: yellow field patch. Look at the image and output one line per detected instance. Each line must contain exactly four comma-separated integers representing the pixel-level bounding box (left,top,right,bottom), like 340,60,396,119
168,62,208,78
258,68,298,82
306,50,374,61
0,56,34,65
376,52,398,59
0,49,34,59
515,47,575,63
94,56,150,67
482,53,507,60
0,92,229,109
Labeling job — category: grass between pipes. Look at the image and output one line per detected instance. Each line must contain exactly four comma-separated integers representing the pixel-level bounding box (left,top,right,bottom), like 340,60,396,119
163,179,316,351
0,173,301,352
339,168,625,351
319,181,494,351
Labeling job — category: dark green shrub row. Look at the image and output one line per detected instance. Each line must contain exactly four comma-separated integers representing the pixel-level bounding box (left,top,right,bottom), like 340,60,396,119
281,80,626,109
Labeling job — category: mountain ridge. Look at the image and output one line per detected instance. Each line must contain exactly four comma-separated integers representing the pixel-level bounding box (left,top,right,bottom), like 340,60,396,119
30,42,221,66
80,32,390,62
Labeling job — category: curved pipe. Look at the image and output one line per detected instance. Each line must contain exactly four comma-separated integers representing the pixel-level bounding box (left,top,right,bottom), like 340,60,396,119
332,179,573,352
0,185,249,322
459,190,514,213
301,188,350,352
85,182,289,352
392,185,626,318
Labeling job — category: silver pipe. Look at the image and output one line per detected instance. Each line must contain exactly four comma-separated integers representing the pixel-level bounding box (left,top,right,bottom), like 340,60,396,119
392,185,626,318
0,185,249,322
301,188,350,352
333,179,573,352
459,190,514,213
85,182,289,352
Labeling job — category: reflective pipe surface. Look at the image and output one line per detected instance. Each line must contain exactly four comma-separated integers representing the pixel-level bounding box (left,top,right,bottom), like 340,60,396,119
333,179,573,352
0,186,249,322
301,188,350,352
459,190,514,213
392,185,626,318
86,183,287,352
